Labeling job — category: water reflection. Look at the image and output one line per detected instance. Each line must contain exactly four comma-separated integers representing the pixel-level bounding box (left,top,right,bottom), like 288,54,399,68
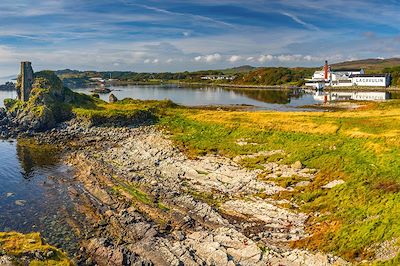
313,91,391,102
0,140,82,255
224,88,298,104
16,142,59,179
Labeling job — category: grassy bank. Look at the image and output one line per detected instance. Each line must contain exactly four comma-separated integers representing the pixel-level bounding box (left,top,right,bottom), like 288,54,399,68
70,94,400,262
0,232,71,265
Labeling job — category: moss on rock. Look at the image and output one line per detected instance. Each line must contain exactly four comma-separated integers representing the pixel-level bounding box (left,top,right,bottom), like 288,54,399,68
0,231,71,265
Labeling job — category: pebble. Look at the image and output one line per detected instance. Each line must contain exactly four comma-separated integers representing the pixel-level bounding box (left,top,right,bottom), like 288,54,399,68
15,200,26,206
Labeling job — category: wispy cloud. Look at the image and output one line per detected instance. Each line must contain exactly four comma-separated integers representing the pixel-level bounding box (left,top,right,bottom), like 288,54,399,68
120,1,236,28
280,12,319,31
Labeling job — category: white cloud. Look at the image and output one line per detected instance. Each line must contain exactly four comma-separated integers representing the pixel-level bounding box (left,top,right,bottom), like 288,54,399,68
0,45,16,61
258,54,274,63
246,56,255,61
144,59,151,63
228,55,242,63
153,59,159,63
257,54,321,63
277,54,302,62
166,58,174,63
194,53,222,63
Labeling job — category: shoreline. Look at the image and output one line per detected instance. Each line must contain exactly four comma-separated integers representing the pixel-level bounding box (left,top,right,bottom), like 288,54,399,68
23,121,347,265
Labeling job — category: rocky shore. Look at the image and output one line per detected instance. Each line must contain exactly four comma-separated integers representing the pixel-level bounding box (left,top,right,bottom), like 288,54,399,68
24,121,348,266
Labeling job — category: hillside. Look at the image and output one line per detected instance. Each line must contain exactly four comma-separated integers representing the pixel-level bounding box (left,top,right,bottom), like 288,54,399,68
233,67,317,86
221,65,257,74
331,58,400,72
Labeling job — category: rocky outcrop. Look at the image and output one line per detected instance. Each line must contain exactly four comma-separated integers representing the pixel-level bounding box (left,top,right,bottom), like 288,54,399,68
0,71,98,137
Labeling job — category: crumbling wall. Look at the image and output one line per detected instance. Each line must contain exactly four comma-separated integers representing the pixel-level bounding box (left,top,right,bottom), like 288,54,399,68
19,61,34,102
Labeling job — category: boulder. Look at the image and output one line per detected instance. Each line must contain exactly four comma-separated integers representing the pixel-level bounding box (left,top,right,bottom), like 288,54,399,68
291,160,303,169
109,94,118,103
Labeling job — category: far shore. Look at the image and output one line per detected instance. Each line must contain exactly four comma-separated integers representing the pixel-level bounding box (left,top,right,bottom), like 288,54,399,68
108,80,400,92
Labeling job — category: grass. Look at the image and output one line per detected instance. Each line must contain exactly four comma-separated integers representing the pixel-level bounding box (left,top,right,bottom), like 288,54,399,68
111,176,171,212
72,97,177,125
153,100,400,262
0,232,71,265
68,93,400,262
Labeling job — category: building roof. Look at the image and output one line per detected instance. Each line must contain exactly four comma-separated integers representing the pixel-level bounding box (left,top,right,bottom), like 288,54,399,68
350,74,389,78
331,69,362,72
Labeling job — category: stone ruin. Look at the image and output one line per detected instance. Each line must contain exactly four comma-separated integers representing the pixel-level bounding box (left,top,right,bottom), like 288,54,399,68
17,61,34,102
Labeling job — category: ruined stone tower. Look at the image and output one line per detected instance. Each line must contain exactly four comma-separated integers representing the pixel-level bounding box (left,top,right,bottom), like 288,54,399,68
19,61,34,102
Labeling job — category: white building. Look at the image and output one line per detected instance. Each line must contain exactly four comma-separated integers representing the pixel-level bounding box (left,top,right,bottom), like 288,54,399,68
305,61,391,89
201,75,236,81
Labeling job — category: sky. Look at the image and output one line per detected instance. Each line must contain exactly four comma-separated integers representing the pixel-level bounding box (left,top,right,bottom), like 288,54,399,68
1,0,400,76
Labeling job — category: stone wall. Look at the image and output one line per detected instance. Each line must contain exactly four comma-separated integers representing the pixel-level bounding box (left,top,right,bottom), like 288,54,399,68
19,61,34,102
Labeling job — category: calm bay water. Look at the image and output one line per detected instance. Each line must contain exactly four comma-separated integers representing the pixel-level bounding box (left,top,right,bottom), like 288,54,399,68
1,84,393,110
73,85,318,110
0,140,84,254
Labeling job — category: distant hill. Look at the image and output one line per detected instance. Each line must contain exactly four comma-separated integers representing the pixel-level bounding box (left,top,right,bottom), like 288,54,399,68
221,65,257,74
55,69,81,75
331,58,400,72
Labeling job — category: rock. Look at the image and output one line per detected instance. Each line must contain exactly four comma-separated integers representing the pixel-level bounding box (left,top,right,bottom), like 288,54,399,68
291,160,303,169
46,250,55,258
295,181,311,187
109,94,118,103
322,179,345,189
172,231,186,241
15,200,26,206
36,124,347,265
0,256,13,266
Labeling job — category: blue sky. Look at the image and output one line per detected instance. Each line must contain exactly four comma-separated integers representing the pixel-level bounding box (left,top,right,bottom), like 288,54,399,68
1,0,400,75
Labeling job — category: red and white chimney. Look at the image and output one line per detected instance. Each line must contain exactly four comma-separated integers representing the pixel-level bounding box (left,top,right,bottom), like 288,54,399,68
324,60,329,80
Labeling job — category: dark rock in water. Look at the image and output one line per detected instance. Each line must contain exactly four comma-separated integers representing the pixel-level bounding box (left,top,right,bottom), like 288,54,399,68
90,88,111,94
0,82,15,91
109,94,118,103
91,93,100,98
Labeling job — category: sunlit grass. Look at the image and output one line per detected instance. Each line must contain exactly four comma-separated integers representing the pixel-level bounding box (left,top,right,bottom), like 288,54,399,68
157,100,400,261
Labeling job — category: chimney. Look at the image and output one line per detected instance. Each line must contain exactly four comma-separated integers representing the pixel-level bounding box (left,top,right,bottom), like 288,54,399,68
324,60,329,80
